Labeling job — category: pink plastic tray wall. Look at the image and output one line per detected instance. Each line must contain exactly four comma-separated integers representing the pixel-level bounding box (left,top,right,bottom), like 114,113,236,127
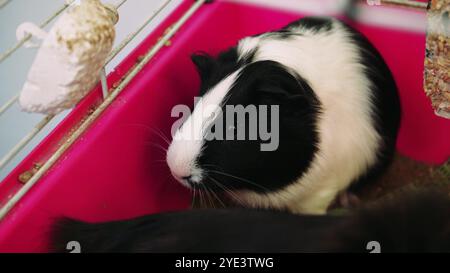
0,0,449,252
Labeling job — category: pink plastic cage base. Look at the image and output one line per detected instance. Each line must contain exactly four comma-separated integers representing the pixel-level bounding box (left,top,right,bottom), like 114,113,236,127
0,0,449,252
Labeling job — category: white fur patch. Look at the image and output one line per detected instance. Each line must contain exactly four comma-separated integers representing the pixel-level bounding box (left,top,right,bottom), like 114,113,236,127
234,20,381,214
166,71,241,185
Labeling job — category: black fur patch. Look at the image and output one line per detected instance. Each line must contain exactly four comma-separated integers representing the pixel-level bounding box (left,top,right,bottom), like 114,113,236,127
196,61,321,193
327,192,450,252
52,192,450,253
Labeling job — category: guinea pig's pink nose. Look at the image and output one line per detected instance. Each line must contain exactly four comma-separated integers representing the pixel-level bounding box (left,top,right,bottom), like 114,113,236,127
169,169,190,181
170,171,195,188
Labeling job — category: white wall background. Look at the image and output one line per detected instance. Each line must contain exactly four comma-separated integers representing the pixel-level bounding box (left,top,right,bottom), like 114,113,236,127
0,0,182,181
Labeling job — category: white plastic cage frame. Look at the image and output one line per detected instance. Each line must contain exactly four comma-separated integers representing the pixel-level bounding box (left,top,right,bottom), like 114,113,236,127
0,0,431,219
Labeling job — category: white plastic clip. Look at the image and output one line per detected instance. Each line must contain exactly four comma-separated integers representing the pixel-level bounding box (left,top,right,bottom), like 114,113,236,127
66,0,82,6
16,22,48,48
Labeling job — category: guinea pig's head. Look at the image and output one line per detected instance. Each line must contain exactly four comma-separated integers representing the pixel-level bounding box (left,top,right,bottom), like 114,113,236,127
166,49,320,206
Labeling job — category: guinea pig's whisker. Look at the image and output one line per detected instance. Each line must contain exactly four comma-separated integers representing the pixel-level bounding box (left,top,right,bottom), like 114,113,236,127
201,184,214,208
201,163,221,170
198,187,205,208
197,187,202,207
209,176,243,204
124,123,171,146
203,164,271,194
201,184,210,208
153,159,168,163
205,187,214,208
209,177,245,206
207,170,271,193
201,185,210,209
206,187,216,209
207,187,219,209
207,185,227,208
151,162,168,167
145,142,168,154
191,188,197,208
152,127,171,146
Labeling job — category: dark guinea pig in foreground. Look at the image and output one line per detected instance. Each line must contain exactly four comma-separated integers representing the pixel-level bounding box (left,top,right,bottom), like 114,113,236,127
52,192,450,253
166,16,401,214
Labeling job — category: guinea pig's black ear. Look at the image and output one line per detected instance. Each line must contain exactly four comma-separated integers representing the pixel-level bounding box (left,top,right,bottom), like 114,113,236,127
259,85,294,98
191,53,216,82
258,78,319,114
258,77,307,100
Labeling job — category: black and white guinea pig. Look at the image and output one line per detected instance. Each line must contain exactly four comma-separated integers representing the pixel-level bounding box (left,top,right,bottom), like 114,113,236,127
166,17,401,214
52,192,450,252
